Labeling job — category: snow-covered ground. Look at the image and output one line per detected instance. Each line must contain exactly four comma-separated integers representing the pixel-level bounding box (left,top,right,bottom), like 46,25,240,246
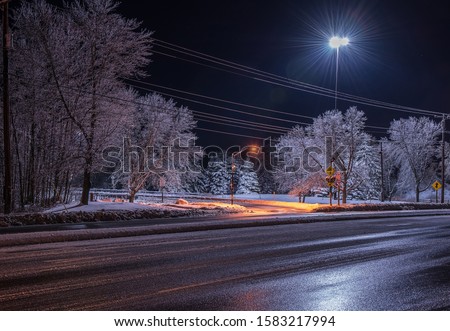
47,192,393,215
2,192,448,228
45,200,247,214
214,193,382,204
42,193,385,218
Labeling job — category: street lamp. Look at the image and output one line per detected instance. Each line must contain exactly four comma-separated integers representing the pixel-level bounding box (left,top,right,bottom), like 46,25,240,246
230,146,258,205
329,36,349,110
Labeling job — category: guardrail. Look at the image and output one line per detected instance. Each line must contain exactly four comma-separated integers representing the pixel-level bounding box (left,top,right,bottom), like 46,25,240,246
70,189,212,202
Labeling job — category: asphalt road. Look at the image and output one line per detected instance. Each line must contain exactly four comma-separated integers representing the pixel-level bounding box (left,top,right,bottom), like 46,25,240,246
0,215,449,310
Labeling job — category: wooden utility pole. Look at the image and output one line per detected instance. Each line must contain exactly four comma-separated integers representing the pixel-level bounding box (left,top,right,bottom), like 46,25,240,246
441,115,446,203
380,141,385,202
2,0,12,214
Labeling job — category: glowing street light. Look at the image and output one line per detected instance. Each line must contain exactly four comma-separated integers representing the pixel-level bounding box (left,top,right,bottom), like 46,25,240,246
329,36,349,110
329,36,349,48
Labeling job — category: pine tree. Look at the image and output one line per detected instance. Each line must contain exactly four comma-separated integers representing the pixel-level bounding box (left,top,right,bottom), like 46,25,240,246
184,169,209,193
258,169,276,194
236,160,260,194
206,158,230,195
352,142,381,200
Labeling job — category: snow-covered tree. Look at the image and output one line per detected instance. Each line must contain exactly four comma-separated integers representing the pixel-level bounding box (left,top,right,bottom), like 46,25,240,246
351,141,381,200
311,107,371,203
443,142,450,182
12,0,153,206
380,139,401,201
256,143,277,194
387,116,440,202
274,107,372,203
11,0,84,207
121,93,197,202
273,125,309,193
236,159,260,194
289,172,324,202
183,168,209,193
257,169,276,194
206,158,230,195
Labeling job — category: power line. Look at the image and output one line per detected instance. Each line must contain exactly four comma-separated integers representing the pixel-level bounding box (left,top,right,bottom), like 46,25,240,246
13,72,445,145
15,2,438,134
126,79,391,132
13,71,393,137
195,117,287,135
194,115,288,135
153,38,443,117
126,78,316,121
194,112,289,133
196,127,267,140
37,1,444,119
11,72,278,140
125,81,310,126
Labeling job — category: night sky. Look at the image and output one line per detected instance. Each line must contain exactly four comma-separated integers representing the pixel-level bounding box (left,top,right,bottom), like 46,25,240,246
46,1,450,147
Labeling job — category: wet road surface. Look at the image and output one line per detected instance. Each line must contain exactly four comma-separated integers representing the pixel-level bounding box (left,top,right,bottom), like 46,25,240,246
0,215,449,310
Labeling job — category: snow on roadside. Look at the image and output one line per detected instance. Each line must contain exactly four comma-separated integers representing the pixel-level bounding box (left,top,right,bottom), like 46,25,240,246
165,201,247,213
45,201,174,213
0,200,248,227
213,193,387,204
45,201,247,214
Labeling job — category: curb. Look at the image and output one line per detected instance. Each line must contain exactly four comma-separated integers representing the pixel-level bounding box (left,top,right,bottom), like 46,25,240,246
1,209,450,248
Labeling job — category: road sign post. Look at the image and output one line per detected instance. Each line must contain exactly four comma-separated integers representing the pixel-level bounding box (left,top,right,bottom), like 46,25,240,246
432,181,442,203
325,168,336,206
326,166,335,176
335,171,341,206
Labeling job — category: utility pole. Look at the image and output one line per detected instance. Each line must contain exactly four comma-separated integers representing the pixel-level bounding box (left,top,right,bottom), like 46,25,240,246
380,140,385,202
441,115,446,203
1,0,12,214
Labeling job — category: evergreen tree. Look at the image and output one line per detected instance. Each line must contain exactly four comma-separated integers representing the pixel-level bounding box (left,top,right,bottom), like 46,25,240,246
236,160,260,194
258,169,276,194
206,158,230,195
352,142,381,200
184,169,209,193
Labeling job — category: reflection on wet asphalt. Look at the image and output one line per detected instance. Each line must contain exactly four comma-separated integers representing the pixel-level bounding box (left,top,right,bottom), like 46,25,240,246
0,215,449,310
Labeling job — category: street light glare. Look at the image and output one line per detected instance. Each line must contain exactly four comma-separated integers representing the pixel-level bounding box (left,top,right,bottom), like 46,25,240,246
329,36,341,48
329,36,350,48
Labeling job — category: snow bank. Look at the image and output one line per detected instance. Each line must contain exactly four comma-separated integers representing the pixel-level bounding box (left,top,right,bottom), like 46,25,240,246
0,201,247,227
314,202,450,212
213,193,384,204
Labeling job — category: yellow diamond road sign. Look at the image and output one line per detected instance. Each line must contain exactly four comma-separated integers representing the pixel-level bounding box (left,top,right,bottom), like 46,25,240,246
432,181,442,191
325,166,335,176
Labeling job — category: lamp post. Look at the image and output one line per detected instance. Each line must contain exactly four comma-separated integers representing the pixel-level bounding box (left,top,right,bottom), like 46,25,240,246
329,36,349,110
230,146,258,205
230,153,237,205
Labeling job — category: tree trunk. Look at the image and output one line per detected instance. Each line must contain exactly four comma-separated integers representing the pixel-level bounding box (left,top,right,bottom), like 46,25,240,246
80,167,91,205
62,170,71,204
342,172,348,204
27,121,36,204
415,185,420,203
129,190,136,203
